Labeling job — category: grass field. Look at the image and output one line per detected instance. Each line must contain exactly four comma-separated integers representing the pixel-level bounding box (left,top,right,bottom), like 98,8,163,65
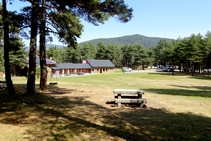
0,71,211,140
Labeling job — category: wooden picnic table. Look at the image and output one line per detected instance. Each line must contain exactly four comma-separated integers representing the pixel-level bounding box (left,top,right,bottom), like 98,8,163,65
0,81,7,90
113,89,147,108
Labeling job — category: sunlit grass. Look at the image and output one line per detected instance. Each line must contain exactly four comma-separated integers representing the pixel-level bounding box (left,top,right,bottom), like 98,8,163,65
1,71,211,140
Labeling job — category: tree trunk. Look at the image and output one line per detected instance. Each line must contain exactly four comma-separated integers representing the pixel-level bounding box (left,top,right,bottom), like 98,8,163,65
27,0,38,95
12,64,16,76
200,65,202,74
186,62,188,75
172,65,174,75
191,63,194,76
40,0,47,90
142,63,144,70
199,65,201,74
3,0,15,95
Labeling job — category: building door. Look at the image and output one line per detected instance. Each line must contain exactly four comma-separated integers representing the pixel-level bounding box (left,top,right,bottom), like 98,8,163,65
100,69,102,73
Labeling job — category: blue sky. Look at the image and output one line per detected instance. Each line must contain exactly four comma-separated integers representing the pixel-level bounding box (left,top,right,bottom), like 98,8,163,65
7,0,211,46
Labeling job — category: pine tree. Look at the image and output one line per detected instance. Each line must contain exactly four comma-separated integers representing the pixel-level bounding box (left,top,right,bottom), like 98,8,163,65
113,46,123,67
204,31,211,75
154,40,169,66
39,0,47,90
121,44,130,67
185,34,203,75
105,44,115,61
81,42,94,60
66,47,74,62
74,45,82,63
9,36,27,76
2,0,15,94
134,45,148,70
147,46,155,66
174,38,186,72
127,44,136,67
27,0,39,95
89,43,97,59
0,48,4,72
96,42,107,59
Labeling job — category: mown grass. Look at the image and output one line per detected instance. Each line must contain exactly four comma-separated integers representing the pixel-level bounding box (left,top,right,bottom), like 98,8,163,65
0,71,211,140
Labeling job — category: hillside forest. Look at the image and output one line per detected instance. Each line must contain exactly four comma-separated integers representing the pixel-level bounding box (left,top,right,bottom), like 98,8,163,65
39,31,211,74
2,31,211,75
78,34,173,49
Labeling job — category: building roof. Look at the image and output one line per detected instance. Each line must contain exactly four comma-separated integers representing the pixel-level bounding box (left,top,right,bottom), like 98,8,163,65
27,55,56,65
51,63,92,70
35,55,56,65
87,60,115,68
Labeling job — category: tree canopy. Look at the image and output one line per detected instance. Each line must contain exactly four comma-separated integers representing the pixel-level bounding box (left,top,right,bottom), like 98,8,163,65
23,0,133,94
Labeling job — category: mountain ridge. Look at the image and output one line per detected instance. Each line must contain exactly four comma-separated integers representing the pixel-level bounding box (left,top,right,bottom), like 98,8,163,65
79,34,174,49
24,34,174,50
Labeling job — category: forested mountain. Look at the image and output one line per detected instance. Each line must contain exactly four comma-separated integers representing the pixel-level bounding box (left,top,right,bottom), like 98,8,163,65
79,34,174,49
24,35,173,50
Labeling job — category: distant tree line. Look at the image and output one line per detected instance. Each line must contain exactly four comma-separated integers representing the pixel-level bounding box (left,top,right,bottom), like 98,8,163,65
153,32,211,75
42,31,211,74
44,42,153,69
2,31,211,75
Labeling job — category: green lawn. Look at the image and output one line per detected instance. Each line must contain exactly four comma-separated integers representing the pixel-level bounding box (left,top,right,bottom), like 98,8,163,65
0,72,211,140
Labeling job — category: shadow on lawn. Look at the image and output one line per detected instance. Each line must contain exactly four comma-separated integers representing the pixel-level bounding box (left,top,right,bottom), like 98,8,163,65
148,72,173,76
171,85,211,91
0,88,211,140
145,85,211,98
149,72,211,80
145,88,211,98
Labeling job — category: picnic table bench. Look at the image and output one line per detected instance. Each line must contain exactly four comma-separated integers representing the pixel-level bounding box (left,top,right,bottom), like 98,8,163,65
0,81,7,90
113,89,147,108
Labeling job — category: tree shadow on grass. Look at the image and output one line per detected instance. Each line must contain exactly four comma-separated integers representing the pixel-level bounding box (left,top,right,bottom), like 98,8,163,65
148,72,173,76
13,83,70,95
145,83,211,98
0,91,146,140
145,88,211,98
117,108,211,140
171,85,211,92
149,72,211,80
0,88,211,140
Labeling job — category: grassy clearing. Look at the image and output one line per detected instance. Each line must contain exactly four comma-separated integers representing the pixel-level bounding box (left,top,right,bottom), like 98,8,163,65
0,72,211,140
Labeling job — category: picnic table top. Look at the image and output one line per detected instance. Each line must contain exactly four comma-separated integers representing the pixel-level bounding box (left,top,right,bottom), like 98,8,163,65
113,89,144,94
0,81,6,83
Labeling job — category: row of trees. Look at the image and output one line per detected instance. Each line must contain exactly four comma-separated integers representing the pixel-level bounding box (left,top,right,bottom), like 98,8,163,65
2,31,211,78
153,32,211,75
36,42,153,69
41,31,211,75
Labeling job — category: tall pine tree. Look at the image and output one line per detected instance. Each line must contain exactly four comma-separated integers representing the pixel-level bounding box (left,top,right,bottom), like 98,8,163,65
96,42,107,59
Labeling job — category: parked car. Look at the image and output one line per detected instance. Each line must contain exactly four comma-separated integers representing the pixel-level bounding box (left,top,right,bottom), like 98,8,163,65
162,67,168,72
169,68,174,72
122,67,132,72
157,68,162,72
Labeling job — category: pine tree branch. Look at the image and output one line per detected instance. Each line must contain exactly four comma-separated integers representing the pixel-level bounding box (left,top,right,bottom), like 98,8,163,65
45,12,65,33
46,20,60,33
